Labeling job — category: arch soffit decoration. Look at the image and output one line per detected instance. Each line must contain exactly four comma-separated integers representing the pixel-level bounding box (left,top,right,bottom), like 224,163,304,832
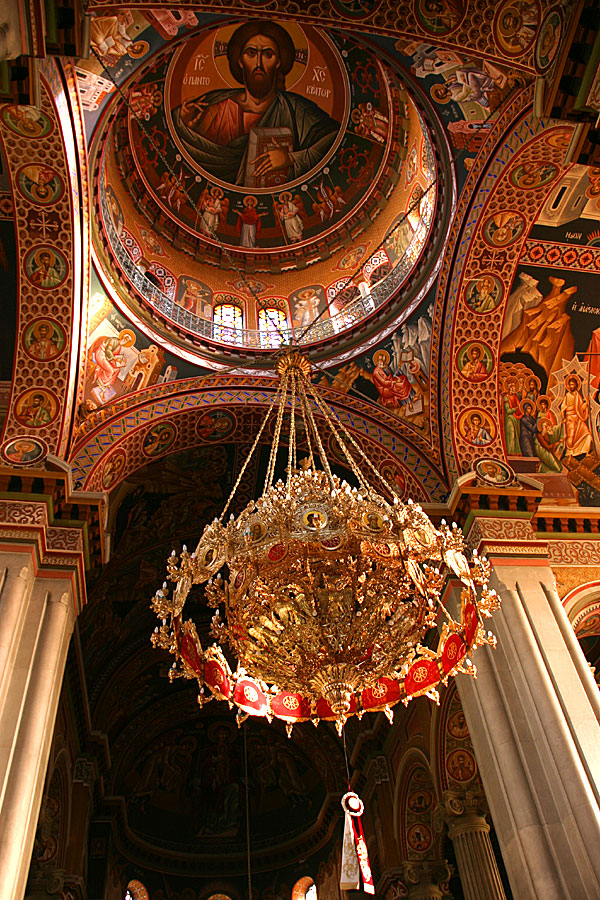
0,59,89,459
68,386,446,500
84,0,561,76
393,747,441,862
562,581,600,636
440,108,575,478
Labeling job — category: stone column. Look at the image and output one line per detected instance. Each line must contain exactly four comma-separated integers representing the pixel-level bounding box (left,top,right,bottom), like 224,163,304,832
450,514,600,900
442,792,506,900
401,862,451,900
0,557,33,721
0,574,76,900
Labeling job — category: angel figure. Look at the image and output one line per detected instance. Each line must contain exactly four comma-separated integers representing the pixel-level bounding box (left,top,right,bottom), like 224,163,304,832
199,185,229,237
275,192,305,243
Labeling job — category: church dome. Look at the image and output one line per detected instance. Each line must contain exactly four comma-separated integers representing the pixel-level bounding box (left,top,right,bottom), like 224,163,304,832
91,18,452,367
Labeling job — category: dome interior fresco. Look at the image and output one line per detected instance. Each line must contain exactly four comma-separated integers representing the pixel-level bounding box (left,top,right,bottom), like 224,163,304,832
93,17,445,358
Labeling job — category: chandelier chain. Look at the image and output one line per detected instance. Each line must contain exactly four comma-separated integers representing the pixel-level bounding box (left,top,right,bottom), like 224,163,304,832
219,385,281,524
286,368,298,497
297,375,335,488
310,377,400,500
265,370,289,493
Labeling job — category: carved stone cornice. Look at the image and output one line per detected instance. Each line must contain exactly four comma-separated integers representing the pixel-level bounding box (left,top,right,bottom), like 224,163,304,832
0,497,88,610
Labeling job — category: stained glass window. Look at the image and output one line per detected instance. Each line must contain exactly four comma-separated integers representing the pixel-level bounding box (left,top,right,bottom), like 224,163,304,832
213,303,244,344
258,307,287,347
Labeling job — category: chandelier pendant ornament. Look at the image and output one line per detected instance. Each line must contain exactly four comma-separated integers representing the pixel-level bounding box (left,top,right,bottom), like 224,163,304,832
151,349,499,736
340,792,374,894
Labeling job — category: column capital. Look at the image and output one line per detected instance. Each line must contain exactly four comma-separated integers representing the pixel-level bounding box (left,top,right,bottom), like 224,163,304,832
401,861,452,900
439,790,490,840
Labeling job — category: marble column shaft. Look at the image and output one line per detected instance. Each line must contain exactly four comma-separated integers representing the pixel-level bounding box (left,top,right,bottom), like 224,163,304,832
0,565,75,900
454,559,600,900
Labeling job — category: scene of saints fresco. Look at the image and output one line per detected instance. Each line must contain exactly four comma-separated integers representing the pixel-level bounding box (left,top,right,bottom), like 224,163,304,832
498,164,600,504
317,298,433,433
126,19,400,251
114,714,326,847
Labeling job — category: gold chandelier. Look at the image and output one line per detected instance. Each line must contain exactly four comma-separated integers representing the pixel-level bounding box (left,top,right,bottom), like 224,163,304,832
151,350,499,735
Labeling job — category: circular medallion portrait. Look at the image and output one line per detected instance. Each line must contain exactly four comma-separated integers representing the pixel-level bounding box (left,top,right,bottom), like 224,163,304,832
414,0,465,36
464,273,503,314
455,341,494,383
406,822,432,853
446,748,476,782
475,456,515,487
196,409,236,441
303,509,328,530
493,0,540,58
123,19,406,259
457,408,496,448
23,246,68,290
22,318,67,362
17,165,64,205
482,211,525,248
407,789,432,813
509,161,558,190
102,449,126,490
362,510,385,532
1,436,48,466
535,7,563,74
14,389,59,429
245,519,267,543
0,105,54,138
447,709,470,739
336,244,368,270
142,421,177,457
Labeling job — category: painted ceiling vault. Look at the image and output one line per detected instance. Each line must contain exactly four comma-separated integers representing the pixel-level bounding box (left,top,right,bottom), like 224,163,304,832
2,0,600,897
1,0,598,509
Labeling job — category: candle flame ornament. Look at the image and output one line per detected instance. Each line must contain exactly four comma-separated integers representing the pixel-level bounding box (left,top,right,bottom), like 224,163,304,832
151,350,499,735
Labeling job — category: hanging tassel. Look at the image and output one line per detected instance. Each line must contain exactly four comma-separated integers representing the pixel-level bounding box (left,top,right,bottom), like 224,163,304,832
340,792,375,894
340,808,360,892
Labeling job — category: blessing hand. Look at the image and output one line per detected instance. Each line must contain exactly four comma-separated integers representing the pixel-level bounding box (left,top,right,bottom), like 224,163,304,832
180,98,207,128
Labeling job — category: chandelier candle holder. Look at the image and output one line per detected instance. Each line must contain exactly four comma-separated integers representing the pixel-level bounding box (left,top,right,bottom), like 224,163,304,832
151,350,499,736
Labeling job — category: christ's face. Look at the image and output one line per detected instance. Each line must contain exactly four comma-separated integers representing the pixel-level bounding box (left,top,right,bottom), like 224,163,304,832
241,35,280,98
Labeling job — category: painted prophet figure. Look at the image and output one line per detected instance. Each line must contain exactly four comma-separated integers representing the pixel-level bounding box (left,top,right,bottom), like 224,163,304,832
172,21,340,186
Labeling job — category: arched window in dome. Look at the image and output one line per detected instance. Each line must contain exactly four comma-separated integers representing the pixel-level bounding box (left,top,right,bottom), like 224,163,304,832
213,302,244,345
258,307,287,347
292,877,317,900
124,881,149,900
